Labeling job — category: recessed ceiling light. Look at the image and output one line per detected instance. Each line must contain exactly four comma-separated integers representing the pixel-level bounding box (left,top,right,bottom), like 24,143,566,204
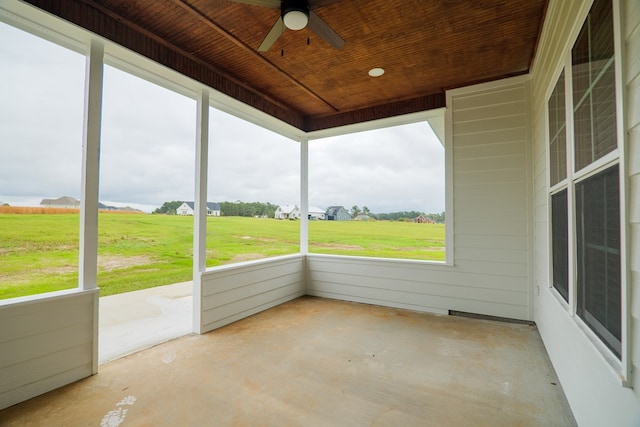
368,67,385,77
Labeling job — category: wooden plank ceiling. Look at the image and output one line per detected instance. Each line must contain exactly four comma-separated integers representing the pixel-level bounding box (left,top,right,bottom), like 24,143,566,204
24,0,547,132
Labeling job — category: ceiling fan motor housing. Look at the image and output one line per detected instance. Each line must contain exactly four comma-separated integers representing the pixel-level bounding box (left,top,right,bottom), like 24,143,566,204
282,0,309,30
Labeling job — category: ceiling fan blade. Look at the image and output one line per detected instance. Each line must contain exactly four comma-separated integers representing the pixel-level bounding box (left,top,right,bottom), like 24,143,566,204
258,17,284,52
308,11,345,49
225,0,280,8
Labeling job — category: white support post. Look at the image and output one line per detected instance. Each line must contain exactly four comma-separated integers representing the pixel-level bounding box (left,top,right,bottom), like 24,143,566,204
444,96,454,265
300,137,309,255
79,39,104,291
193,88,209,334
79,39,103,375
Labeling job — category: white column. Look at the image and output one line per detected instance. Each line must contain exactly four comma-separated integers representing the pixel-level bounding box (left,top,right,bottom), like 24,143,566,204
444,96,454,265
193,88,209,334
300,137,309,255
79,39,104,291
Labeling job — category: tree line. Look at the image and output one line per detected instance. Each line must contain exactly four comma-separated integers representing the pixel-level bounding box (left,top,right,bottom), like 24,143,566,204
374,211,445,223
349,205,444,223
153,200,444,223
219,201,278,218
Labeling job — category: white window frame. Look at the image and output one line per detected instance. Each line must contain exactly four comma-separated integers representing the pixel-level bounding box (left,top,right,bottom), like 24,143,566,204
545,0,630,386
305,109,451,266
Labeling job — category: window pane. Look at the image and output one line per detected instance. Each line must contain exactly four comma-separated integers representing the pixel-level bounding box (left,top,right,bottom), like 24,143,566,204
208,108,300,266
572,0,617,171
0,22,85,299
308,122,445,261
99,65,197,296
551,190,569,301
576,165,621,358
548,70,567,185
592,65,617,157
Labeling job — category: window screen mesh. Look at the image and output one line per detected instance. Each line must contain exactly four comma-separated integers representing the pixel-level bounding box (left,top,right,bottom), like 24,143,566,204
551,190,569,301
572,0,617,171
548,71,567,186
576,165,621,357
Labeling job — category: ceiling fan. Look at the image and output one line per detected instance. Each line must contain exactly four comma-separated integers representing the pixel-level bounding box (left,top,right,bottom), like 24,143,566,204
227,0,345,52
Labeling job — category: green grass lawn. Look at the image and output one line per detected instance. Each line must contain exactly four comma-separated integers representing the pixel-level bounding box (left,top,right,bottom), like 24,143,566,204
0,213,444,299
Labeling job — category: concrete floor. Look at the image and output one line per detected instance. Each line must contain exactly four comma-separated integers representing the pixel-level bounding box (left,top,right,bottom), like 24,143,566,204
0,296,576,426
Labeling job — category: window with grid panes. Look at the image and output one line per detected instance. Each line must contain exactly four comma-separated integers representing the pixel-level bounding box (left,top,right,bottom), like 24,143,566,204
548,70,569,301
547,0,622,358
551,189,569,301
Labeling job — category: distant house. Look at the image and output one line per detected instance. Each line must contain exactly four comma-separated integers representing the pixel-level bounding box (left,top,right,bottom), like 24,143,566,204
177,202,221,216
40,196,80,209
308,206,326,220
275,204,300,220
325,206,350,221
414,215,435,224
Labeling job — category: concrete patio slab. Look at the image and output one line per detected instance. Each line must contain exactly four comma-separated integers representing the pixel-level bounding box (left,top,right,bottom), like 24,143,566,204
99,281,193,364
1,296,577,426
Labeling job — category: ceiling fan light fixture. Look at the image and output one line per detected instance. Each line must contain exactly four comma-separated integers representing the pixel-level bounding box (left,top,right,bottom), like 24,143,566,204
256,0,343,52
282,1,309,31
283,9,308,30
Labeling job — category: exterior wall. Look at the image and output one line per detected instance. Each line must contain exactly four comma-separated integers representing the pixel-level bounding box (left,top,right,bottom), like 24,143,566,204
177,202,193,216
308,210,325,220
336,209,350,221
0,289,98,410
197,255,305,333
308,75,533,321
531,0,640,425
628,0,640,413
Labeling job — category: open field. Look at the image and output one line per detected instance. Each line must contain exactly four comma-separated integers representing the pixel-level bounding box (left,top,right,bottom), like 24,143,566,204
0,212,444,300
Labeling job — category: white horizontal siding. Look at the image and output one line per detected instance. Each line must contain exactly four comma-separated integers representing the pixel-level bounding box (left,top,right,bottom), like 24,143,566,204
626,0,640,406
454,127,529,147
308,255,528,319
448,78,531,317
531,0,640,425
453,167,524,185
450,86,527,110
199,255,305,333
307,76,533,321
0,289,97,410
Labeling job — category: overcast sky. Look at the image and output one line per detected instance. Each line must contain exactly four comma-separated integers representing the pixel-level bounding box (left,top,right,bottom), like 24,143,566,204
0,21,444,214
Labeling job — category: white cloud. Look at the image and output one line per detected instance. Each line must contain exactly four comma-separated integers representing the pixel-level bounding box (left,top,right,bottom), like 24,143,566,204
0,22,85,200
309,123,444,213
0,21,445,215
100,65,197,206
209,109,300,206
